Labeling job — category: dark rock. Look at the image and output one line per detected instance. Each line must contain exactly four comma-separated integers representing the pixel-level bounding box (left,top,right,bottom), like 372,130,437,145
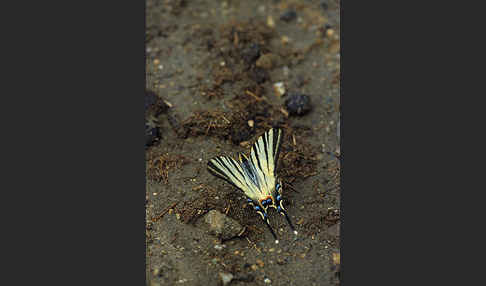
284,93,312,116
145,124,161,148
242,43,261,64
145,90,158,110
280,10,297,22
235,274,254,282
251,67,268,84
145,90,169,116
321,1,329,10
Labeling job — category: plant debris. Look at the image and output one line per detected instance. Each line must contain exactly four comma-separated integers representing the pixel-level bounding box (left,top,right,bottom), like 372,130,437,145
147,153,189,183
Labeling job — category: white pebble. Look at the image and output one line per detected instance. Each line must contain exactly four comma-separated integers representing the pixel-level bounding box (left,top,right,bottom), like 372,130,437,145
273,82,286,97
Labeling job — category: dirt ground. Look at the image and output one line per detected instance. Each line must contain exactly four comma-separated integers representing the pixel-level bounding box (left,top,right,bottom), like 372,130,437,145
145,0,340,285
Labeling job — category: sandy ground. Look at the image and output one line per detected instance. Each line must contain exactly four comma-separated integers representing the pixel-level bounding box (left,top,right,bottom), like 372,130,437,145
146,0,340,285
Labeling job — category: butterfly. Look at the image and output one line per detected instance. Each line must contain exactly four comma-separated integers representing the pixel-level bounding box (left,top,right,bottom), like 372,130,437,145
207,128,297,244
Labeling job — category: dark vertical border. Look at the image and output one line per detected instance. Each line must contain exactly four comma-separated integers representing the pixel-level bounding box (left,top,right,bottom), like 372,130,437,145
2,0,145,285
339,0,344,284
342,0,473,285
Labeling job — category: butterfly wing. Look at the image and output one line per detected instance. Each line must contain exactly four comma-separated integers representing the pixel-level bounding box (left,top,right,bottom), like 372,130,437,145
249,128,283,196
207,155,261,200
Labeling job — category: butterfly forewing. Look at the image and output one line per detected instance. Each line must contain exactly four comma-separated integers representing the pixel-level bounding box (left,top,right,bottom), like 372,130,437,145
208,155,262,200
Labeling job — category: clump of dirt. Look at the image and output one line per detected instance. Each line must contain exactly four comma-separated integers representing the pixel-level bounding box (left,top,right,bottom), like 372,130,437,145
176,184,225,224
278,125,319,183
146,152,189,183
145,89,171,118
185,82,300,142
197,20,283,102
175,181,276,244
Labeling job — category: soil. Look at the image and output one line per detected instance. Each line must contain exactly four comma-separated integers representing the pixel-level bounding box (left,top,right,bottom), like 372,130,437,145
145,0,340,285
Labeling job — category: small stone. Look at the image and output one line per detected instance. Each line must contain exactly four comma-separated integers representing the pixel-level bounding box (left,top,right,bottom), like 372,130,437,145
273,82,286,97
251,264,258,271
320,1,329,10
214,244,225,250
256,53,277,70
283,66,290,78
256,259,264,267
280,10,297,22
219,272,234,284
247,120,254,128
202,210,244,240
264,277,272,284
251,67,268,84
242,43,261,64
267,16,275,28
281,36,290,44
333,252,340,265
176,213,181,220
326,28,335,37
145,124,161,148
269,248,275,252
234,250,240,255
153,59,160,65
284,93,312,116
153,268,160,276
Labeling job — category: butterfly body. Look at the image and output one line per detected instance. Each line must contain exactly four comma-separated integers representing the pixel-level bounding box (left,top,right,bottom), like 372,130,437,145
207,128,297,243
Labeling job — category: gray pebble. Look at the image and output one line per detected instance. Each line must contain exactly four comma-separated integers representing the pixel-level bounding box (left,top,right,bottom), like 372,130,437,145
280,10,297,22
202,210,243,240
219,272,234,286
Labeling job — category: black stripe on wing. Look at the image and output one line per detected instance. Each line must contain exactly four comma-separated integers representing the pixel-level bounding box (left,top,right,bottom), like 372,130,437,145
239,153,261,189
272,128,283,171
